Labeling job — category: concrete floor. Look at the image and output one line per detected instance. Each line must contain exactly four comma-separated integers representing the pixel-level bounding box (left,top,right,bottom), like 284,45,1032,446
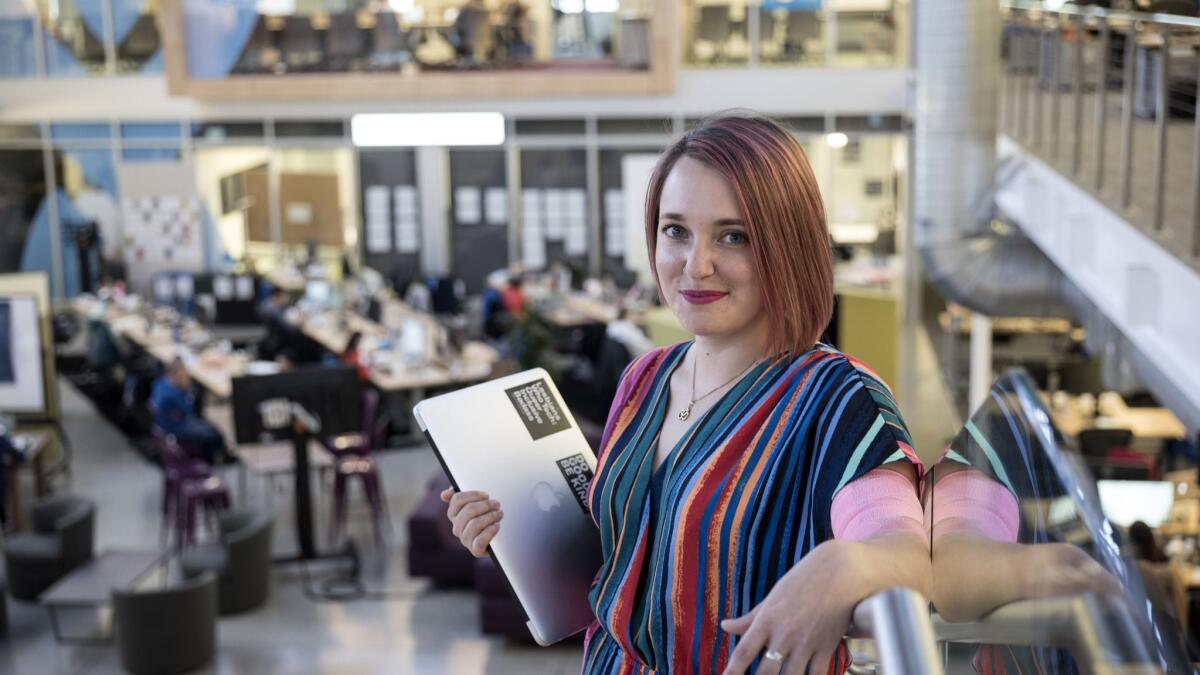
0,380,580,675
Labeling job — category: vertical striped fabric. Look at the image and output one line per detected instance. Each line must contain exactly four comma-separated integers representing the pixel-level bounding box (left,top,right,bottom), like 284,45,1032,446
581,341,919,674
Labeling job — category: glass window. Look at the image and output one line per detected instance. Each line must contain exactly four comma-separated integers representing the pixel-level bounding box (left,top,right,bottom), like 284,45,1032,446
514,118,586,136
37,0,108,76
112,0,162,74
274,120,346,139
121,147,183,162
0,3,40,77
597,117,672,135
191,121,267,141
683,0,749,66
121,122,185,141
758,1,824,65
0,150,50,276
834,1,896,66
50,122,112,142
180,0,653,79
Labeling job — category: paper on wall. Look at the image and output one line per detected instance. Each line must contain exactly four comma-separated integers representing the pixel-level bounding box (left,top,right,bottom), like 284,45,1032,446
286,202,313,225
604,189,625,256
485,187,508,226
393,186,420,253
544,189,565,240
521,189,542,237
365,185,391,253
235,275,254,297
454,187,482,225
213,275,235,301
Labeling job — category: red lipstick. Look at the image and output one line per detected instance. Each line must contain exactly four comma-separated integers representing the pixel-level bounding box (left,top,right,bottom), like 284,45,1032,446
680,290,728,305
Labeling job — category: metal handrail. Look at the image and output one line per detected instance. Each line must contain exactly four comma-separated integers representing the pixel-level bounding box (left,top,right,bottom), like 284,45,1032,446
848,587,945,675
1004,0,1200,29
933,593,1161,675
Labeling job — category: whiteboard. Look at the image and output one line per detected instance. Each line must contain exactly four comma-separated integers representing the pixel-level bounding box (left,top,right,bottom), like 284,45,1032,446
0,296,46,413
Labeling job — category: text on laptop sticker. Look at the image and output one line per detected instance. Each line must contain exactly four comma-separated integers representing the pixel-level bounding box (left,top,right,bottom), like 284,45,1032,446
505,379,572,441
556,453,594,515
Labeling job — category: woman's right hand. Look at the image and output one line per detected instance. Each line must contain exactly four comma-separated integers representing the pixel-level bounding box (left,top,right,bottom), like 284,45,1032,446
440,488,504,557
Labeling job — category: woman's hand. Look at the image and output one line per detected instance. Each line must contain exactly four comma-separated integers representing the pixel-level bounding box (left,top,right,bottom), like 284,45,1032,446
440,488,504,557
720,539,884,675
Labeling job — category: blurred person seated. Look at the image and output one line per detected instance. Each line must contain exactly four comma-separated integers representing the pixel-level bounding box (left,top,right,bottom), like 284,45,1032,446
1128,520,1178,617
0,425,27,527
151,358,228,465
341,331,370,382
500,276,526,320
257,287,301,362
404,277,432,313
606,309,653,357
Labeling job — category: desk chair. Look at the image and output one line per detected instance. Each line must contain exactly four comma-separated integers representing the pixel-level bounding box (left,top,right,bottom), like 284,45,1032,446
1078,428,1155,479
3,495,95,601
70,18,105,66
232,16,276,74
282,15,322,71
326,12,367,71
119,14,160,63
369,12,412,69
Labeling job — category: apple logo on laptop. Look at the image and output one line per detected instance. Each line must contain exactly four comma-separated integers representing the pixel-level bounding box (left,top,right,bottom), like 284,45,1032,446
532,481,563,512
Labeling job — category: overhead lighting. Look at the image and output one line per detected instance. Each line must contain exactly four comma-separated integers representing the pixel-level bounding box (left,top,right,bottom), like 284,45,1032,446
351,113,506,147
824,132,849,149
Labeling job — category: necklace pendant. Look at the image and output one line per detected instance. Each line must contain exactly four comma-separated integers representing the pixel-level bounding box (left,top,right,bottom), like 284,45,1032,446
677,404,692,421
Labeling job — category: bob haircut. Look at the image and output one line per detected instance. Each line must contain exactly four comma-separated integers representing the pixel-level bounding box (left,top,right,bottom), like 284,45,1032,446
643,112,834,356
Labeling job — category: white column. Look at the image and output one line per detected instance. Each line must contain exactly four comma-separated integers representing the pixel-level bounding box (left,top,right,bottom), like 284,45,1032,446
416,146,450,276
969,311,993,412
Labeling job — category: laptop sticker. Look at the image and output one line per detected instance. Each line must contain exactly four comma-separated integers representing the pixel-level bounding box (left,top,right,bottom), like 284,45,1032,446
555,453,594,515
505,378,572,441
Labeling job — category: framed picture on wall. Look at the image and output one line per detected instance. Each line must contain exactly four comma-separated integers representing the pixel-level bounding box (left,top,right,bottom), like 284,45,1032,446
0,295,46,414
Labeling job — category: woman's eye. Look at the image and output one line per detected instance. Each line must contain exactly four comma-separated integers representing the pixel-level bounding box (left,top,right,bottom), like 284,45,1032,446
722,231,748,245
662,224,686,238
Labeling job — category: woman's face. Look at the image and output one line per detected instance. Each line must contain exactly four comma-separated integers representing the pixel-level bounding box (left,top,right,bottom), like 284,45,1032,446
655,156,767,344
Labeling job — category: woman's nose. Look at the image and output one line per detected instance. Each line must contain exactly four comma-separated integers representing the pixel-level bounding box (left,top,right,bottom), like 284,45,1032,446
684,241,715,279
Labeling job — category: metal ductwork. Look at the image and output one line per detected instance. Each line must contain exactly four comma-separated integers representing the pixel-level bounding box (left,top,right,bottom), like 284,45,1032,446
913,0,1069,319
913,0,1199,432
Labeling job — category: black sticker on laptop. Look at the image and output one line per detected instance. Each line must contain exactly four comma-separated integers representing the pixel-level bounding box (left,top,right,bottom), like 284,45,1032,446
556,453,594,515
505,379,572,441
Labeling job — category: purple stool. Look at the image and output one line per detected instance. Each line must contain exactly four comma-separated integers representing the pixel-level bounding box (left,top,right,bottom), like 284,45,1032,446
330,455,390,544
177,476,232,549
153,427,213,541
325,389,391,544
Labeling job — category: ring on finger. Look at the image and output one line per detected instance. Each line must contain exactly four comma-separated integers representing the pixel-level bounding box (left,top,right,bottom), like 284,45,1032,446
763,648,785,663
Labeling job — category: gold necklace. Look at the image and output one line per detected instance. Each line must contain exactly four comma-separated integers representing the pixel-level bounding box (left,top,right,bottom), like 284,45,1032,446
677,353,760,421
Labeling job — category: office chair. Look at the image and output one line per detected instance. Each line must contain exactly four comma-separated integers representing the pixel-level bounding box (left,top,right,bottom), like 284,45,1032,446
369,12,412,70
119,14,160,63
232,16,276,74
1078,428,1155,479
71,18,105,66
282,15,322,71
326,12,366,71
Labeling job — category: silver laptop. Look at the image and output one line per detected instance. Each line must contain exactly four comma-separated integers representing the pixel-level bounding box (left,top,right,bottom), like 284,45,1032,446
413,368,603,646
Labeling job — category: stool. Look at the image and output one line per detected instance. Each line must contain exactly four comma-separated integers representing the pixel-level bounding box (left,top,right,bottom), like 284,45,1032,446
176,477,232,549
330,455,390,545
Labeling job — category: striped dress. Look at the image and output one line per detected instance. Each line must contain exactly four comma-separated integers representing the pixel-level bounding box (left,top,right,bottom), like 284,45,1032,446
582,341,919,675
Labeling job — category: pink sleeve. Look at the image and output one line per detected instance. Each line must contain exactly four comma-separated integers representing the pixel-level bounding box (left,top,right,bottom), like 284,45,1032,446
831,468,925,540
927,468,1020,543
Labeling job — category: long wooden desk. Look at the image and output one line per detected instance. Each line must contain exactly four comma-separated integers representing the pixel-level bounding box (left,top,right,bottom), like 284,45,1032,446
1046,393,1188,442
294,302,500,393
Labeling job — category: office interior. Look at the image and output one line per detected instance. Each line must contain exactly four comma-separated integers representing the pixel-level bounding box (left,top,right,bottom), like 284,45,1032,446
1,0,1200,673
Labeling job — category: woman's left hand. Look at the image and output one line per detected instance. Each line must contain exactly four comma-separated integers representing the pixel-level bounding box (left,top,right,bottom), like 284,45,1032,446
720,539,865,675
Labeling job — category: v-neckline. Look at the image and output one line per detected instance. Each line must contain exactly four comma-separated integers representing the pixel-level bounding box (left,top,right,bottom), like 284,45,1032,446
648,342,764,482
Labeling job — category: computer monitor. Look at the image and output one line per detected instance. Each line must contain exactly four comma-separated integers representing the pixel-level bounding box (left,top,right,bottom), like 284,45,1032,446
304,279,332,306
230,365,362,444
1097,480,1175,528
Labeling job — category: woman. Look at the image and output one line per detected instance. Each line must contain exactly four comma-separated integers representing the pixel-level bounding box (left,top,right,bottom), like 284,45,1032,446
443,114,929,674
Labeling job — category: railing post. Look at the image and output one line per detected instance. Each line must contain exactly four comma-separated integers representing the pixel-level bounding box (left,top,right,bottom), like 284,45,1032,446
1094,19,1110,191
1071,14,1085,175
1120,20,1138,209
1036,21,1047,149
1153,24,1170,232
1051,19,1063,162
